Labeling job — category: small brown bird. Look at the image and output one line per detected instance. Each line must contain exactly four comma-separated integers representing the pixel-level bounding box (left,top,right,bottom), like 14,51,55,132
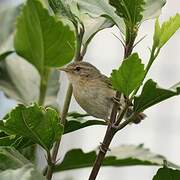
60,61,145,123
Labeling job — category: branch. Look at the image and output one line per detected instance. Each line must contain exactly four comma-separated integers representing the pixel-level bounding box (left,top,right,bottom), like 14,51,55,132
88,28,137,180
88,127,116,180
87,111,137,180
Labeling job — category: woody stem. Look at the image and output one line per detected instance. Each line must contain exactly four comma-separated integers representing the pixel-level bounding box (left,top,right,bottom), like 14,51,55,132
88,28,137,180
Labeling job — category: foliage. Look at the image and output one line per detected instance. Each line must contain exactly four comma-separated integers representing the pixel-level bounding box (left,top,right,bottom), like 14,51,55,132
111,53,145,97
0,51,13,62
153,13,180,48
64,113,106,134
0,165,46,180
0,147,29,170
134,80,180,112
0,4,20,45
0,104,64,151
48,0,114,47
14,0,75,76
153,166,180,180
0,55,60,106
54,145,179,172
0,55,40,104
109,0,145,28
72,0,166,33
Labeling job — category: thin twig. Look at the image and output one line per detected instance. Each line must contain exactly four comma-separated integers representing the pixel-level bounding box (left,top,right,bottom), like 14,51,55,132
45,22,85,180
118,113,136,130
46,151,54,180
130,45,161,99
112,33,125,48
53,84,73,157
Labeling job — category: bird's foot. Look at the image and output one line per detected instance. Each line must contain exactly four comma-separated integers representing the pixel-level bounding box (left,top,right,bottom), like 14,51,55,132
104,120,120,129
111,123,120,130
99,142,111,154
112,97,122,106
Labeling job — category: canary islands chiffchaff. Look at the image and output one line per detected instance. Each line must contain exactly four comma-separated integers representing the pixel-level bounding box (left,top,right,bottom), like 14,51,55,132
60,62,145,123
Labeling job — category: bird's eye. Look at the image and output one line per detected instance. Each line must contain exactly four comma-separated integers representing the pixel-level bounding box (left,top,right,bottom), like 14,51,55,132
75,67,81,71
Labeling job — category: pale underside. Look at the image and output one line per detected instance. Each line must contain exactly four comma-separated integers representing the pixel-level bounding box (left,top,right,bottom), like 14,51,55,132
72,77,115,121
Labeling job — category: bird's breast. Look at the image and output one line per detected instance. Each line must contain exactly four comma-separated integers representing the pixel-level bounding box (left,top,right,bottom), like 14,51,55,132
72,81,115,120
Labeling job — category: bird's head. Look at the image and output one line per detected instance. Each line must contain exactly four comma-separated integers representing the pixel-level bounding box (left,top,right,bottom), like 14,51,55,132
59,62,101,84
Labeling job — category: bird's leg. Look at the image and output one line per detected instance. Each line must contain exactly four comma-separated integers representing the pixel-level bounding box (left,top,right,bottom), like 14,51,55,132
112,97,122,106
111,122,120,130
110,97,124,129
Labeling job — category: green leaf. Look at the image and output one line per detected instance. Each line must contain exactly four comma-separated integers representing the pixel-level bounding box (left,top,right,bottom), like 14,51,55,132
109,0,145,27
14,0,75,75
159,13,180,47
0,104,64,151
64,113,106,134
49,0,166,43
134,79,180,112
0,133,35,162
0,136,34,151
0,51,14,62
111,53,145,96
0,147,29,170
153,18,161,47
54,144,179,172
49,0,114,45
0,164,46,180
82,16,113,45
64,120,106,134
0,5,20,47
153,167,180,180
67,112,90,118
0,55,40,104
0,132,18,147
153,14,180,48
142,0,166,21
74,0,165,33
0,2,58,107
0,134,13,147
48,0,76,22
75,0,125,32
0,55,60,106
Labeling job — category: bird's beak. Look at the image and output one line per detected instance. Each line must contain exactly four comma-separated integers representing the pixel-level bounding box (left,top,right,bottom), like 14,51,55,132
58,67,70,72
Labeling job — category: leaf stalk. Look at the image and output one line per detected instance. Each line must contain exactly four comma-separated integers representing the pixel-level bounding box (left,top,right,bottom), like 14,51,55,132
38,68,50,106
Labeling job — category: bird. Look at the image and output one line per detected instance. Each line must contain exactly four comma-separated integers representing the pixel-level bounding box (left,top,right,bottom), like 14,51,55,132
59,61,145,124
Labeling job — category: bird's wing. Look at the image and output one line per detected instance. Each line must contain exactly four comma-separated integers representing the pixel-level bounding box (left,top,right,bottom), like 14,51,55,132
101,75,113,89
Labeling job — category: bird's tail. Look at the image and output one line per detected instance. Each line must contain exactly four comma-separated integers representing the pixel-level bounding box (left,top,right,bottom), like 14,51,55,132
125,107,146,124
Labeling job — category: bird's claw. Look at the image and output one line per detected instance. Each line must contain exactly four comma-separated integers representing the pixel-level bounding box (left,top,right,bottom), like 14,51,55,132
111,123,120,130
112,97,122,106
99,142,111,153
104,120,120,129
